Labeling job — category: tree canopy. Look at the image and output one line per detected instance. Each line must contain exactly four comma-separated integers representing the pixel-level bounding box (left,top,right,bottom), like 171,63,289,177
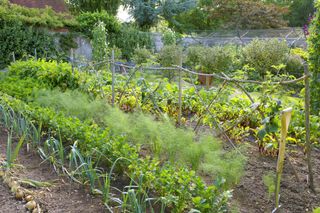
171,0,289,32
66,0,121,15
123,0,196,29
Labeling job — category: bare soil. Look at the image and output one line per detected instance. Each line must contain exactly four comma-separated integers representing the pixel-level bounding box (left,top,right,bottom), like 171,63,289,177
232,144,320,213
0,128,106,213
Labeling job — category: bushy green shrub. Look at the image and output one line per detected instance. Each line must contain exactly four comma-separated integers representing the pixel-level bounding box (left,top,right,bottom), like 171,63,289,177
162,29,177,46
0,21,59,68
0,74,42,100
8,60,79,90
200,46,237,74
110,25,153,59
186,45,237,73
242,39,289,79
185,45,206,68
0,0,77,28
132,47,153,65
75,10,121,38
285,55,304,77
158,45,183,66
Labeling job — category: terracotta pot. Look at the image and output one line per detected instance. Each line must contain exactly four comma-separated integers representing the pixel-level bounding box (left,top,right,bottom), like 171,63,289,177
198,74,213,87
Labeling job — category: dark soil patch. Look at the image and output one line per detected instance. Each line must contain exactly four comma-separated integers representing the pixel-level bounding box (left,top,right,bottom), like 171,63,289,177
232,144,320,213
0,128,106,213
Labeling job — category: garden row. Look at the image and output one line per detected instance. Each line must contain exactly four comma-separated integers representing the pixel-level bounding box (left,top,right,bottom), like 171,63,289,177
0,59,248,212
1,59,319,153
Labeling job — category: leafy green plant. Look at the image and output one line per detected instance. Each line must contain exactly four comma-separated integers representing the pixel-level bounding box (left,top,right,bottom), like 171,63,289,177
314,207,320,213
0,21,59,68
242,39,289,79
8,59,80,90
262,172,276,199
76,10,120,38
186,45,238,74
308,1,320,114
110,25,153,59
0,1,77,28
158,45,182,67
199,45,237,74
92,21,108,66
0,91,237,212
132,47,154,65
162,29,177,46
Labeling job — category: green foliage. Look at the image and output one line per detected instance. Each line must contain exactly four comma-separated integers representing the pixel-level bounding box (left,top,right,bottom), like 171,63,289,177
308,1,320,114
172,0,288,32
158,45,182,66
110,25,153,59
285,55,304,78
0,75,42,100
92,21,108,64
0,1,77,28
185,45,205,68
59,33,78,54
291,48,309,61
286,0,314,27
0,92,235,212
0,59,250,211
75,10,121,38
162,29,177,46
314,207,320,213
123,0,196,29
8,60,79,90
200,46,237,74
33,89,106,123
25,87,245,185
67,0,121,15
242,39,289,79
132,47,153,65
186,45,237,74
263,171,276,199
0,22,59,69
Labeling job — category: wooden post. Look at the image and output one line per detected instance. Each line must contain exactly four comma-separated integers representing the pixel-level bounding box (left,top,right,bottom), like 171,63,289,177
178,56,183,126
71,49,74,75
34,48,37,60
274,107,292,211
111,49,115,107
304,63,315,192
12,52,15,62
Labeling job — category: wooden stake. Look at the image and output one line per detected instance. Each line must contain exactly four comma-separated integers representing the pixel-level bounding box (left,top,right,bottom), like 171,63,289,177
178,56,182,126
111,49,115,107
274,107,292,211
304,63,315,192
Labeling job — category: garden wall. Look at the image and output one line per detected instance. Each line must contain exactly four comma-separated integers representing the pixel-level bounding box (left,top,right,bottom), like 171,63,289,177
72,28,307,61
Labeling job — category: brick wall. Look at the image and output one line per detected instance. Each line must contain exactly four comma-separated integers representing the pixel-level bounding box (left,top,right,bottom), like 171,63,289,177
9,0,68,13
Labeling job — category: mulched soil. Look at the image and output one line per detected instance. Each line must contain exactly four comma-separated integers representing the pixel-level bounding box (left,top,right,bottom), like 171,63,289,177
0,127,106,213
232,143,320,213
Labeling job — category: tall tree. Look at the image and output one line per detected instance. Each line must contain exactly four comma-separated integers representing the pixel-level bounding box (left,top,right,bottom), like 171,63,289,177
66,0,121,15
173,0,288,32
123,0,196,29
286,0,314,27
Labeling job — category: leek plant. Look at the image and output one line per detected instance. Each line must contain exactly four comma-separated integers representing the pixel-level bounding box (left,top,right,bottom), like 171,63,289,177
69,142,101,193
